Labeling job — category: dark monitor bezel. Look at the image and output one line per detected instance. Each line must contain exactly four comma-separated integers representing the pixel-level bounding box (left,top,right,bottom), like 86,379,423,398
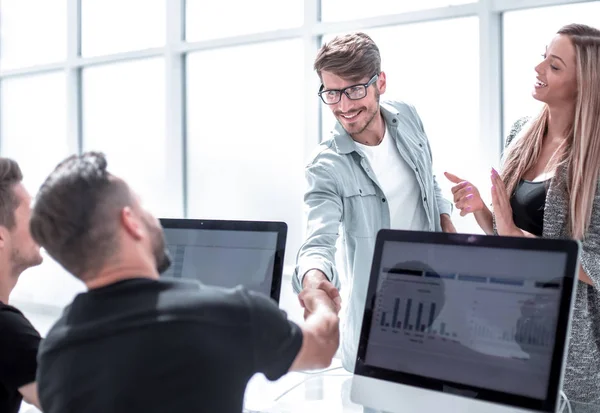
354,229,580,413
159,218,287,303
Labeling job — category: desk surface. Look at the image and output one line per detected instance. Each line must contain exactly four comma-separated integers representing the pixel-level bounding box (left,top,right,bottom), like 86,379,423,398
19,358,600,413
243,359,600,413
244,359,359,413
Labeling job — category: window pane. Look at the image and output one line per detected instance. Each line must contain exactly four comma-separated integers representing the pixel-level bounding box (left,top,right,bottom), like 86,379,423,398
0,72,69,195
185,0,303,41
503,2,600,143
1,72,84,309
11,251,85,311
321,0,473,22
82,58,179,217
0,0,67,70
186,40,304,271
320,18,481,234
81,0,166,57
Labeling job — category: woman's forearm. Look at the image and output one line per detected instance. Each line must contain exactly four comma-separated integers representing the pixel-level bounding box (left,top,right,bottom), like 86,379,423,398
579,265,594,286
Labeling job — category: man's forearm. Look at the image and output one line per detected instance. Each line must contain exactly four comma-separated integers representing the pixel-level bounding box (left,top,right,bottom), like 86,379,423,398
19,382,41,410
474,206,494,235
440,213,456,233
293,256,337,294
300,269,341,313
302,269,329,289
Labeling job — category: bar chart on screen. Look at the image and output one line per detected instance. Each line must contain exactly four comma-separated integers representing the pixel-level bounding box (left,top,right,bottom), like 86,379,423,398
377,296,458,339
370,266,560,362
468,315,554,349
466,286,558,358
373,269,463,345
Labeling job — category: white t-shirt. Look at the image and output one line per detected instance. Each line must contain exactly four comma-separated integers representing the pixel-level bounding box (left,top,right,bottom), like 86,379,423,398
355,127,428,231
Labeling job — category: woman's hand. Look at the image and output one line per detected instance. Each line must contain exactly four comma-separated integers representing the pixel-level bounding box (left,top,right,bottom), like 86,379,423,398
490,168,522,237
444,172,485,217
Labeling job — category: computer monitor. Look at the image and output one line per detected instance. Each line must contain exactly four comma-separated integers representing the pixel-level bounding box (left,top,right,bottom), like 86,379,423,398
351,230,579,413
159,219,287,303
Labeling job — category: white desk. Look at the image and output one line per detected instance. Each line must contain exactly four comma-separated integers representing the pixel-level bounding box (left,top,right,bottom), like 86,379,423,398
243,359,600,413
19,357,600,413
243,358,361,413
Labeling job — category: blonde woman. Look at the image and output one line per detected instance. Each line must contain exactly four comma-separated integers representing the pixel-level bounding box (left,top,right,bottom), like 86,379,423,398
446,23,600,404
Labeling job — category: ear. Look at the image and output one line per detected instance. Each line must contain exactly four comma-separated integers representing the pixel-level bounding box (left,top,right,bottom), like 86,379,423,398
120,207,144,241
0,227,6,250
378,71,387,94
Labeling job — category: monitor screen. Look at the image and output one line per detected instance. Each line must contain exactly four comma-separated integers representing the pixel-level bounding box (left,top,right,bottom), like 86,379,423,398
363,239,569,400
160,219,286,302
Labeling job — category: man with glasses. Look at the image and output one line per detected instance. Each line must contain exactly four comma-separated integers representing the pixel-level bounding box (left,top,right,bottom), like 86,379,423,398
293,32,455,374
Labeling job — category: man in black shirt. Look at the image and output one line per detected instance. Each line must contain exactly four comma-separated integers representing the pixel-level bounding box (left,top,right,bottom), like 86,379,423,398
0,158,44,413
29,152,340,413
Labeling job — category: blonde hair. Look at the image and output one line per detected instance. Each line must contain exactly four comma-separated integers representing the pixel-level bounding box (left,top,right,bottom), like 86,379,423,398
502,23,600,239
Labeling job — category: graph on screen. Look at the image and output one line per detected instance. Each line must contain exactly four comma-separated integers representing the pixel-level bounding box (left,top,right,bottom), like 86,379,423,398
362,241,569,399
378,297,457,337
370,268,560,358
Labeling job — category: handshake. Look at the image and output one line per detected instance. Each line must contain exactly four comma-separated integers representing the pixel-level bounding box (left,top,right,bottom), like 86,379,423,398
295,269,341,368
298,269,342,318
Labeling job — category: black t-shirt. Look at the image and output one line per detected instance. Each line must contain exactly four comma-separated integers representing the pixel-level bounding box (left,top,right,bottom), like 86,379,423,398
511,179,548,237
37,278,303,413
0,302,41,413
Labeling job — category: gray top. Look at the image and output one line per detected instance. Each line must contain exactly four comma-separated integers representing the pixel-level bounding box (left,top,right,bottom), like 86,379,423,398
503,118,600,404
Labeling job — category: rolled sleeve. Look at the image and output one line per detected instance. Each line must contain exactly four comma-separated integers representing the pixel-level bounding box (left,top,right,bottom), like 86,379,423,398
293,162,343,294
434,177,453,217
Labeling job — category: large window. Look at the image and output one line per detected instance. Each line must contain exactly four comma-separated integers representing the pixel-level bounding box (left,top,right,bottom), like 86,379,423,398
186,39,305,270
321,0,473,22
11,252,85,311
82,58,180,217
502,1,600,143
185,0,303,41
0,72,84,310
0,72,69,191
81,0,166,57
0,0,67,70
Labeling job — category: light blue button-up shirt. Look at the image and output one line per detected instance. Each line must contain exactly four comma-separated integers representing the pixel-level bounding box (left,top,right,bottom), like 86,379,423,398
293,100,452,371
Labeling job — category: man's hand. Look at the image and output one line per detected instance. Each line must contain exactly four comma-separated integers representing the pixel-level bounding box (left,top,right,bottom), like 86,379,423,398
440,213,457,233
299,288,337,316
299,269,341,320
290,292,340,371
18,382,41,410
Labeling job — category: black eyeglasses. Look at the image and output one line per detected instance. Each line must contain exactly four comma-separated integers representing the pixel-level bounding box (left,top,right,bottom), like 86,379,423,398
318,74,379,105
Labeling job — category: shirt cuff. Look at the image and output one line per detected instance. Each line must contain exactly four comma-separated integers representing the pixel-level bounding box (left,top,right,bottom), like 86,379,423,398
292,259,337,294
438,198,453,217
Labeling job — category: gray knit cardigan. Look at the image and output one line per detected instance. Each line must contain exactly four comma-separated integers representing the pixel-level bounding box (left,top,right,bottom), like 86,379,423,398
503,118,600,404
